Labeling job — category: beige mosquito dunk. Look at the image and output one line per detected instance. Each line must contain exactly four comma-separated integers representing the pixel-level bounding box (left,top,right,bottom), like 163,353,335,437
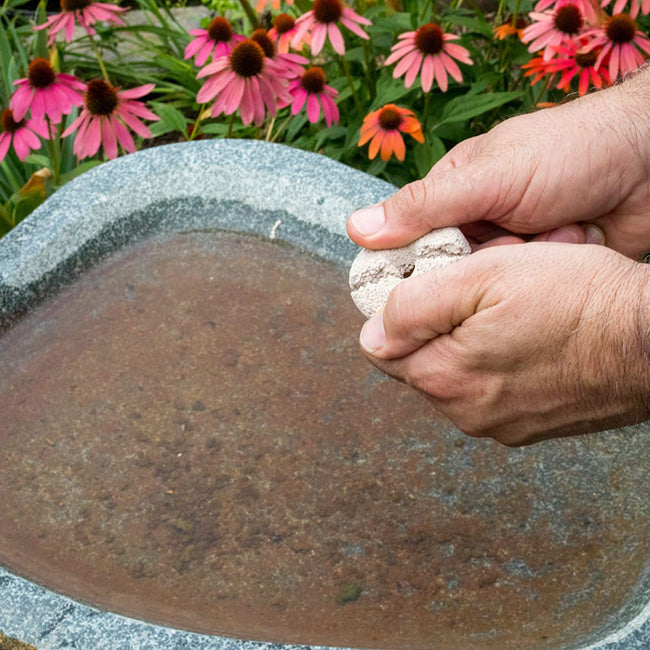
349,227,471,318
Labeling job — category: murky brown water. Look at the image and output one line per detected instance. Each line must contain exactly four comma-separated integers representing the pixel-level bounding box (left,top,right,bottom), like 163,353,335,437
0,231,648,649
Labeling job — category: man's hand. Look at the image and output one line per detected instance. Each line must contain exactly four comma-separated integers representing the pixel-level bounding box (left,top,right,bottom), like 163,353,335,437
359,243,650,445
347,71,650,259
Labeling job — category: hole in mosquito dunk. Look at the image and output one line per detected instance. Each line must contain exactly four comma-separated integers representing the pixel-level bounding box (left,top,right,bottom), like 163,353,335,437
402,264,415,279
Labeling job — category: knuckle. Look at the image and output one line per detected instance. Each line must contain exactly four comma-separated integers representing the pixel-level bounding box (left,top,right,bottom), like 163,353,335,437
390,178,430,222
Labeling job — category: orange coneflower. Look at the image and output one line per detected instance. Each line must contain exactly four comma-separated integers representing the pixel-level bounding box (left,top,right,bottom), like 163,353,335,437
359,104,423,162
494,16,528,40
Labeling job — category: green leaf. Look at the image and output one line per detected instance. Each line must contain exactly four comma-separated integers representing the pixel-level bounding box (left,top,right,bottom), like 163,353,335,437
0,20,13,105
198,123,230,136
413,135,446,177
287,115,308,141
366,157,388,176
0,202,13,236
59,160,104,184
315,125,347,149
444,12,494,39
435,90,524,128
24,154,51,168
344,47,365,64
151,102,188,136
372,75,415,111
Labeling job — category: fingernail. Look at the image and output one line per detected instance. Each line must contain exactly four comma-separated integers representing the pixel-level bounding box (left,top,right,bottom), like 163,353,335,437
547,226,581,243
349,204,386,237
360,313,386,354
584,224,605,245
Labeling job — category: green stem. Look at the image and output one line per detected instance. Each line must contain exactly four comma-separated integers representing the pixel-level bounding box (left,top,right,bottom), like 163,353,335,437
237,0,259,32
270,116,292,143
361,40,376,101
87,34,110,83
533,78,550,105
338,55,363,116
420,0,433,21
495,0,507,25
227,113,236,138
45,117,61,186
422,92,431,133
188,105,205,141
264,117,276,141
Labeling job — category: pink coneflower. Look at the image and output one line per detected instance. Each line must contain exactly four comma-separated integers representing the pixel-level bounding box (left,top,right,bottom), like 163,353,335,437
10,58,84,124
359,104,424,162
250,28,308,80
61,80,158,160
0,109,49,162
286,67,339,126
600,0,650,16
291,0,371,56
385,23,473,92
34,0,128,46
522,2,588,61
196,39,293,126
582,12,650,80
256,0,293,11
184,16,245,67
534,0,598,23
546,41,610,94
268,13,309,53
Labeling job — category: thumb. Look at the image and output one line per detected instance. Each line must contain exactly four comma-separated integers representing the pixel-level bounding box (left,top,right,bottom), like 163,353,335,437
359,251,490,359
347,134,503,249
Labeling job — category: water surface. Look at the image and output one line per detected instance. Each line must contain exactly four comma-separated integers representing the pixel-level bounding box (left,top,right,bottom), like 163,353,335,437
1,231,648,649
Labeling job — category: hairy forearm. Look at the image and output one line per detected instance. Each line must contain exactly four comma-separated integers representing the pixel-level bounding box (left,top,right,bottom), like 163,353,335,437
633,264,650,423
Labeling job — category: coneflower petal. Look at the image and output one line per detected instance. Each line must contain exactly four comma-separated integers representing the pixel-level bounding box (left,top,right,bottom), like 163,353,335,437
443,42,472,64
194,40,216,67
391,131,406,161
433,55,448,91
368,131,383,160
339,16,370,39
380,131,395,161
238,79,254,126
403,53,423,87
311,23,328,55
306,93,320,122
420,55,434,92
609,44,620,81
118,110,152,139
328,23,345,55
291,87,308,114
102,117,118,159
393,49,420,78
341,8,372,26
114,118,136,153
0,133,10,161
440,51,463,83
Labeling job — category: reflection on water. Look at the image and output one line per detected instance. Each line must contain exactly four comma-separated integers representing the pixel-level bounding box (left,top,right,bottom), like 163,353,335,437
0,231,648,650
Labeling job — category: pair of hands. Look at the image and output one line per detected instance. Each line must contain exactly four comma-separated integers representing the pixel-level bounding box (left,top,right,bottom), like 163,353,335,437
347,70,650,446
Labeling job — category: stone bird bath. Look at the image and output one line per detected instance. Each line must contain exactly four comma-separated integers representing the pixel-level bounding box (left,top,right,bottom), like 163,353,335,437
0,140,648,650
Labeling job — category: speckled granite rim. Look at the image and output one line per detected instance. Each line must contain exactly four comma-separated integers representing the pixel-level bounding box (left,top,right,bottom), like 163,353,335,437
0,140,648,650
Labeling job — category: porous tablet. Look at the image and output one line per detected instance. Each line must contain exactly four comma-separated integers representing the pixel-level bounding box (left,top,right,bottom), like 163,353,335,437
349,228,471,318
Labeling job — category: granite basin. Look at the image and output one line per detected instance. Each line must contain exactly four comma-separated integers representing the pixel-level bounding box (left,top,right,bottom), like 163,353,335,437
0,140,648,650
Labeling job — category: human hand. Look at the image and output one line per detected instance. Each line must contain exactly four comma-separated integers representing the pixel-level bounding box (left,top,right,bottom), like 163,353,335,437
358,243,650,445
347,71,650,259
